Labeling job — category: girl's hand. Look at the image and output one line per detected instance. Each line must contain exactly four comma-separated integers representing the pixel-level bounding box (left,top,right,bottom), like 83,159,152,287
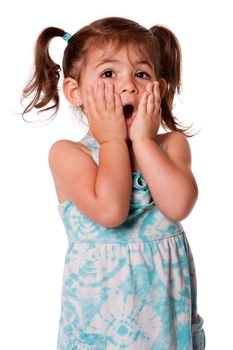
129,81,161,142
85,81,127,144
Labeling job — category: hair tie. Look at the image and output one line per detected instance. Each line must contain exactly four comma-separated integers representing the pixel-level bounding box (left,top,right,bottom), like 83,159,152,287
63,33,72,42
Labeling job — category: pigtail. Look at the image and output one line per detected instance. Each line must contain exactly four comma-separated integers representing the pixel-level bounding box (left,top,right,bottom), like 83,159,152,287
150,25,190,135
22,27,66,118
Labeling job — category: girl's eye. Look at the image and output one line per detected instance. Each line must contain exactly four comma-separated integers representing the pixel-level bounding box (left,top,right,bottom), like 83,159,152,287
136,71,151,79
102,71,115,78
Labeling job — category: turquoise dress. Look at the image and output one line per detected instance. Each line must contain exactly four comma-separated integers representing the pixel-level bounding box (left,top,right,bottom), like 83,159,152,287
57,134,205,350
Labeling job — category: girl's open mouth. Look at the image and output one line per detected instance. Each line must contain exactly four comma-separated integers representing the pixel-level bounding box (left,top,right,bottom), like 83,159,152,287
123,104,134,119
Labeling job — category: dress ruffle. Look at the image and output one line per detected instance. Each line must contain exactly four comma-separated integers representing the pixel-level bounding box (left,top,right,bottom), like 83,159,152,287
130,173,154,209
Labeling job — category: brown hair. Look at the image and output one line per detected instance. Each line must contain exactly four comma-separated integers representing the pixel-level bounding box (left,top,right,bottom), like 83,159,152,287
22,17,190,134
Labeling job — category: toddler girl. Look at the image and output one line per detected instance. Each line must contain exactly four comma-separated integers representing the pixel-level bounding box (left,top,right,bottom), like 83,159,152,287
23,17,205,350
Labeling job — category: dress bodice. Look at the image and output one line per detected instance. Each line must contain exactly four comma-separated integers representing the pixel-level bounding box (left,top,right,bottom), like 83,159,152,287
58,134,183,243
56,134,205,350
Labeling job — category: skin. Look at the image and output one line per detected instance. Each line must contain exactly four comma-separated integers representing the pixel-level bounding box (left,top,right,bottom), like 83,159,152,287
49,44,198,227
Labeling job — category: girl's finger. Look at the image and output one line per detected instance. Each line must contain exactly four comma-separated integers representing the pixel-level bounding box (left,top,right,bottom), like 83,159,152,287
86,86,96,120
153,82,161,116
105,83,115,112
114,92,123,116
96,80,105,112
146,82,153,94
153,81,161,103
147,91,155,114
138,91,150,112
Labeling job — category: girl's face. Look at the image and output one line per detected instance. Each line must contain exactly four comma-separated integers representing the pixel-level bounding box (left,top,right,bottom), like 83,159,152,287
77,44,157,125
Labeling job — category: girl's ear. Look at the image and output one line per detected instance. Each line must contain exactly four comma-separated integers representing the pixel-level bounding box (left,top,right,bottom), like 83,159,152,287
158,78,167,99
63,78,82,107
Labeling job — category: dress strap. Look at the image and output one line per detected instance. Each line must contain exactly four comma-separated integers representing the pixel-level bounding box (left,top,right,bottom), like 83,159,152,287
159,143,164,152
79,134,100,165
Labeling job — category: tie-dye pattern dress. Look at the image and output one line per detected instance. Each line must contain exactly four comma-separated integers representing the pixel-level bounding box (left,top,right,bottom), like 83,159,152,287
57,134,205,350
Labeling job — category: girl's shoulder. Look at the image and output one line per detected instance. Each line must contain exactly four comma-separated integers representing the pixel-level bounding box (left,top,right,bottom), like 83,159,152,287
157,131,192,164
49,139,92,161
48,139,94,183
157,131,190,150
48,139,95,204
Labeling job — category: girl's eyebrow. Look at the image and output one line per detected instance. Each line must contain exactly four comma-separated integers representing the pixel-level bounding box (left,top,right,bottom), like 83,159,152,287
135,60,154,70
95,59,119,68
95,59,153,70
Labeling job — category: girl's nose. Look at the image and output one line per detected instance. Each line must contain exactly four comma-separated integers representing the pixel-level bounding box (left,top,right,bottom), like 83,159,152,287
120,77,138,94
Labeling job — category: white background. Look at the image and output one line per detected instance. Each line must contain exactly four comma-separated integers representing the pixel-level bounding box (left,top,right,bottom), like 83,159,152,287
1,0,233,348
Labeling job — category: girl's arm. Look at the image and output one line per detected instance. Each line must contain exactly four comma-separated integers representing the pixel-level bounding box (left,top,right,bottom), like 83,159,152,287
130,82,198,222
132,131,198,222
49,82,132,228
49,138,132,228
